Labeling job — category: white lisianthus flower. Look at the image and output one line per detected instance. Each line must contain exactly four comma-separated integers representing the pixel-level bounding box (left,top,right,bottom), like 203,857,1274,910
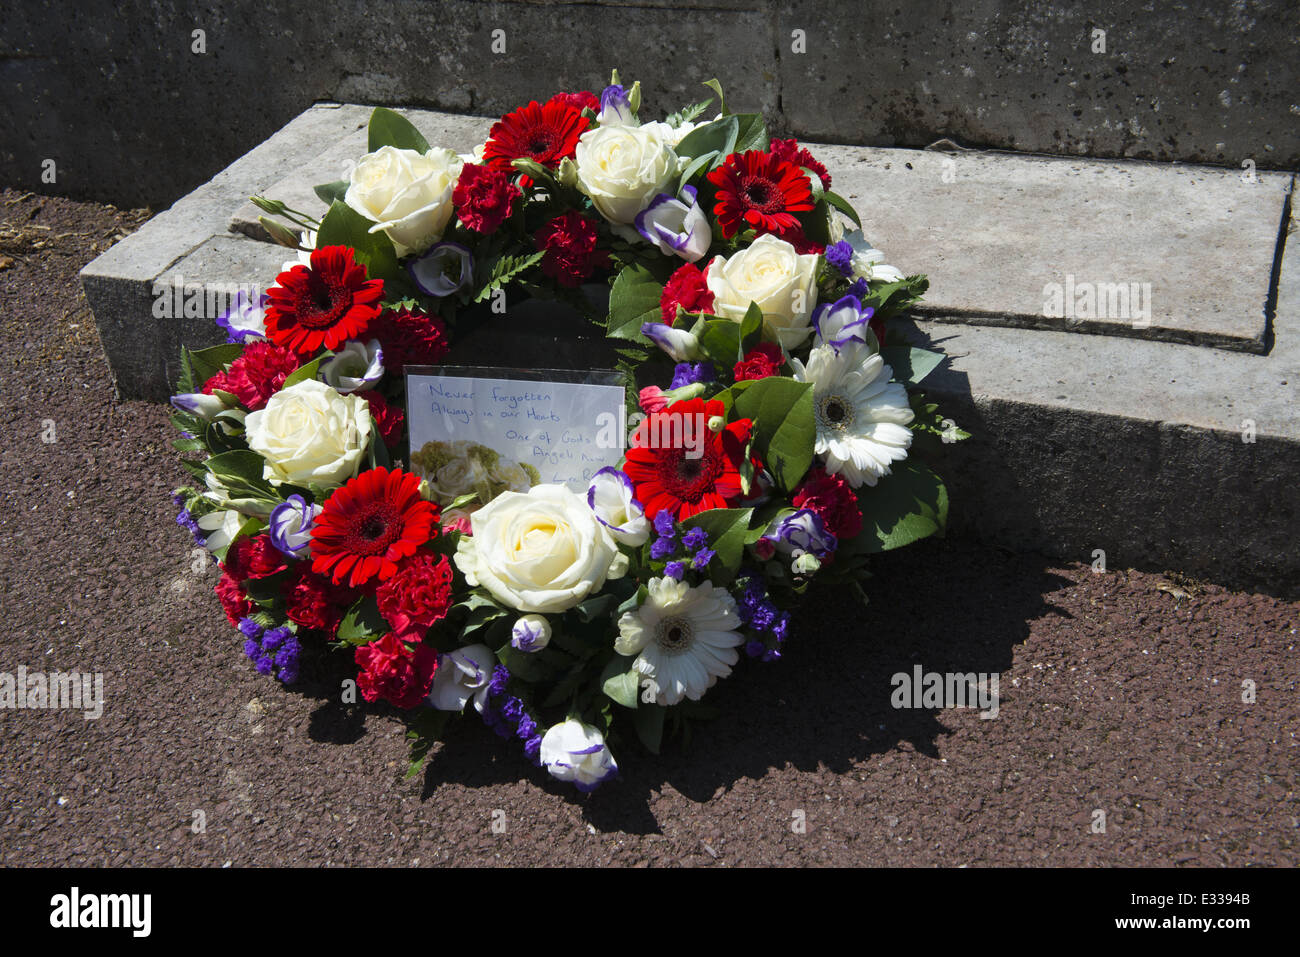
790,340,914,488
319,339,384,393
575,123,679,226
615,576,744,707
639,321,702,362
811,294,876,352
170,391,229,421
344,145,463,256
844,230,905,284
634,185,710,262
539,719,618,792
215,288,269,342
267,494,322,558
705,233,820,349
427,644,496,712
454,484,622,614
244,379,371,488
586,467,650,547
197,509,245,554
510,614,552,653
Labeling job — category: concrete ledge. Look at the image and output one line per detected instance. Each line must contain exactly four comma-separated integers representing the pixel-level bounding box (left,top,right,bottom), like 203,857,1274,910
79,104,1300,592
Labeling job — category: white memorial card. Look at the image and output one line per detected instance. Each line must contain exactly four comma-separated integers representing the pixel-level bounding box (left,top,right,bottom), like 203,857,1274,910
404,367,627,502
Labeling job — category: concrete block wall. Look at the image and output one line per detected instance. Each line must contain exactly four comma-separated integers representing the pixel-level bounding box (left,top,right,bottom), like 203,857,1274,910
3,0,1298,207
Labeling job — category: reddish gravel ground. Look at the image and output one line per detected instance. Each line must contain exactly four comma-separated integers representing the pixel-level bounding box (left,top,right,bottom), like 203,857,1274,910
0,188,1296,867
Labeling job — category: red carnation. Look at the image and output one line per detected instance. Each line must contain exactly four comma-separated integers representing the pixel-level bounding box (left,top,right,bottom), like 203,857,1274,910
202,340,301,412
535,211,609,288
483,99,589,175
733,342,785,382
264,246,385,357
354,633,439,709
214,573,253,627
792,467,862,539
706,150,815,240
660,262,715,325
375,552,454,638
311,467,439,588
453,163,522,234
367,306,449,375
623,397,753,520
280,566,356,638
361,390,405,449
223,534,286,582
769,138,832,190
547,90,599,113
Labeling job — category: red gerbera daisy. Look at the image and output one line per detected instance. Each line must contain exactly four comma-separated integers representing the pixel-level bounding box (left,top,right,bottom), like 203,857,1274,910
311,467,439,588
706,150,815,240
264,245,385,357
482,100,590,175
623,398,754,520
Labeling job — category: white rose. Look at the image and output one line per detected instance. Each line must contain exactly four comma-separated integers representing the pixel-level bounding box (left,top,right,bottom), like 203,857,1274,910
454,484,621,614
705,233,820,350
344,145,463,256
244,379,371,488
539,719,618,791
575,124,679,226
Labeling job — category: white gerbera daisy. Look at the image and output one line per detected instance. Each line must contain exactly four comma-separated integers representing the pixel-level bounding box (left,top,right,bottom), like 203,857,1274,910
615,576,743,706
790,340,914,488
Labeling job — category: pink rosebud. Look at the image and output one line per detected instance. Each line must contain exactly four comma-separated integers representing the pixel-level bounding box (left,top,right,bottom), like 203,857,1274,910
638,385,669,414
753,537,777,560
442,506,477,536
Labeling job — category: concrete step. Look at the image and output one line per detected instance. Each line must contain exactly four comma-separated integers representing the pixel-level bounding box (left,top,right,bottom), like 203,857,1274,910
80,104,1300,593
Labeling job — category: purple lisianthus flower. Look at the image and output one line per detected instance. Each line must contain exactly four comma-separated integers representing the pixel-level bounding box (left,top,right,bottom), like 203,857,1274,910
268,495,322,559
599,84,634,125
670,361,715,390
635,186,710,263
811,294,876,353
663,561,686,581
825,240,854,278
215,289,268,343
764,509,838,560
409,241,474,297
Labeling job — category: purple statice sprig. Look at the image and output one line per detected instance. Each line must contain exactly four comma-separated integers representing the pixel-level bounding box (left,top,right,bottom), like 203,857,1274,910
477,664,544,766
670,361,716,391
171,491,206,546
238,619,301,684
825,240,854,278
735,573,791,663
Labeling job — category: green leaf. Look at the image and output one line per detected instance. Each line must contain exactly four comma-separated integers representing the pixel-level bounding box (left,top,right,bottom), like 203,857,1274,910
851,459,949,554
336,594,388,646
606,263,664,342
701,78,727,115
368,107,430,153
282,357,322,390
184,343,243,389
880,346,944,387
473,250,545,303
677,149,719,191
680,507,753,584
674,115,738,163
731,376,815,491
732,113,770,154
633,701,665,754
696,304,762,367
205,449,279,505
316,200,400,282
824,190,862,227
314,179,349,207
599,656,640,709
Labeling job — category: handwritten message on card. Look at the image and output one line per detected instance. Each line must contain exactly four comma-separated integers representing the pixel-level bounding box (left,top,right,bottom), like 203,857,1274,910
405,371,627,492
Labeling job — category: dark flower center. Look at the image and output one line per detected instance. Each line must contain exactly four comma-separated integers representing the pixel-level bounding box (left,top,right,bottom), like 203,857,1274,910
346,504,402,554
741,176,782,213
656,616,695,654
298,275,350,329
